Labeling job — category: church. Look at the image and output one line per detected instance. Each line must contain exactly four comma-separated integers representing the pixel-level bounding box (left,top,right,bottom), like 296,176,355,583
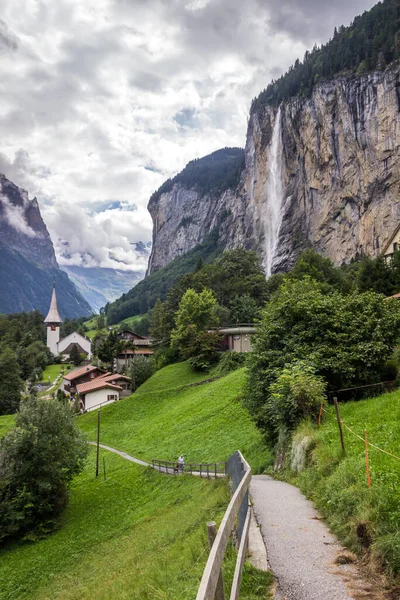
44,284,92,360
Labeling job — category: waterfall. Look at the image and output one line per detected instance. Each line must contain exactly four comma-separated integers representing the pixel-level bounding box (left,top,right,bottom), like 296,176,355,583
263,106,283,277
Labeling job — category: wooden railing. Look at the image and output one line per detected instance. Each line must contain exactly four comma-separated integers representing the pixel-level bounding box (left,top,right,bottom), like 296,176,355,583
196,451,251,600
151,459,226,478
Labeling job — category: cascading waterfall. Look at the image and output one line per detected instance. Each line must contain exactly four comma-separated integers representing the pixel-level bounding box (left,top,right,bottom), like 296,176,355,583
263,106,283,277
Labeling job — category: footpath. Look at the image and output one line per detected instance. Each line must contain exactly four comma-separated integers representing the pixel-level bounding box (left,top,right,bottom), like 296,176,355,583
251,475,384,600
92,442,384,600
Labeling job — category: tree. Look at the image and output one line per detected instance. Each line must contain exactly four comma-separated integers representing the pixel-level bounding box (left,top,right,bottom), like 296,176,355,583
69,344,82,367
97,314,105,330
130,356,156,391
245,278,400,424
0,348,23,415
0,397,88,541
96,331,122,365
171,288,220,369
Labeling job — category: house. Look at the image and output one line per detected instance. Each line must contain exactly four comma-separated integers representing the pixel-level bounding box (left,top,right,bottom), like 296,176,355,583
62,364,106,394
76,378,122,412
44,284,92,359
97,372,132,397
115,347,154,372
115,329,153,372
382,224,400,262
218,326,256,353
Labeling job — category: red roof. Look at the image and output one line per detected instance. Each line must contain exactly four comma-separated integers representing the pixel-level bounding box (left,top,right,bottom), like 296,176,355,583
64,365,104,382
76,380,122,394
385,292,400,300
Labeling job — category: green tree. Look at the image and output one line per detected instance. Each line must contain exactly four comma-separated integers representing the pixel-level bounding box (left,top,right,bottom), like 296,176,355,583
263,361,326,443
0,348,23,415
0,397,88,541
245,278,400,424
229,294,261,324
97,314,105,330
130,356,156,391
171,288,220,369
97,331,123,365
69,344,82,367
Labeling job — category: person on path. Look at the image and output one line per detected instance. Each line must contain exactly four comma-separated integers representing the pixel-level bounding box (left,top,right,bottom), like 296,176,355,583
178,455,185,472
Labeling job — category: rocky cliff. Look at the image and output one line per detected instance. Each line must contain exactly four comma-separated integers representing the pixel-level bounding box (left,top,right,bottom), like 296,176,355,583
0,175,92,318
147,63,400,276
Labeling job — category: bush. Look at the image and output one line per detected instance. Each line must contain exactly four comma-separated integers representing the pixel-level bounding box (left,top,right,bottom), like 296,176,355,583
245,278,400,424
214,352,247,376
263,361,326,443
130,356,157,391
0,397,88,542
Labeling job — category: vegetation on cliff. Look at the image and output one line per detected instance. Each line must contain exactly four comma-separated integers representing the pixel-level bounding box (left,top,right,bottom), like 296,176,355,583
251,0,400,111
148,147,245,209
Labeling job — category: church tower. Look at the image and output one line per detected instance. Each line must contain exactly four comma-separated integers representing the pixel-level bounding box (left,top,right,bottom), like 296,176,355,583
44,283,62,356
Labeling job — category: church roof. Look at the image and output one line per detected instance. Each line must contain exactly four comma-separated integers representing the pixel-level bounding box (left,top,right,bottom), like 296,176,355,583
44,284,62,323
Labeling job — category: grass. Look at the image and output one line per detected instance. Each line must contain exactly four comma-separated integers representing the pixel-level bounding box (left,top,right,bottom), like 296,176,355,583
40,364,72,383
288,390,400,579
0,415,14,438
1,364,272,599
79,364,270,472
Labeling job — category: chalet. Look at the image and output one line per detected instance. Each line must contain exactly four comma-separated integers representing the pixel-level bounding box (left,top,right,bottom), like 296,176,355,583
76,378,122,412
115,328,153,372
383,224,400,262
62,364,106,394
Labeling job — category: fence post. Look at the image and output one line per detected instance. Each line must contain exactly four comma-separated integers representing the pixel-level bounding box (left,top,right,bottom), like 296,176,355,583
207,522,225,600
103,456,106,481
207,464,210,479
333,397,345,456
96,410,100,477
215,463,217,479
364,430,371,488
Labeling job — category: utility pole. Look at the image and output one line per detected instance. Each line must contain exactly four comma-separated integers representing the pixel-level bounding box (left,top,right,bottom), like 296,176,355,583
96,410,100,477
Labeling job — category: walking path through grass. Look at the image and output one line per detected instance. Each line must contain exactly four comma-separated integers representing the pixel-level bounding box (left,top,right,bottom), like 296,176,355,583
251,476,384,600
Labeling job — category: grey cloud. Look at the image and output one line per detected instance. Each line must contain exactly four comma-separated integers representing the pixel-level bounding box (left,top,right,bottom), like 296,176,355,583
0,20,18,52
260,0,378,44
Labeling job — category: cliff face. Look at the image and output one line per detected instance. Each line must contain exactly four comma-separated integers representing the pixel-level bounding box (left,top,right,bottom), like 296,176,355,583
0,174,58,268
0,175,92,318
147,64,400,276
245,63,400,272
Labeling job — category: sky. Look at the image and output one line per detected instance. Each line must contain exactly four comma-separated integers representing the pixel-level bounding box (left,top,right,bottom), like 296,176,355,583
0,0,377,274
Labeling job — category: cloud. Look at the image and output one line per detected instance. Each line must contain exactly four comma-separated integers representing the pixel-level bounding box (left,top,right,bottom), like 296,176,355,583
0,0,377,273
0,194,38,238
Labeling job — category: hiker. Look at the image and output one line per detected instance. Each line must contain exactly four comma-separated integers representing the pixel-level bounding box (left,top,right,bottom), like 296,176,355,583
178,455,185,472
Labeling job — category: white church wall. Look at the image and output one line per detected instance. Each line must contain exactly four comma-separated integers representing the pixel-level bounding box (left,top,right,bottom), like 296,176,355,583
47,326,60,356
58,332,92,359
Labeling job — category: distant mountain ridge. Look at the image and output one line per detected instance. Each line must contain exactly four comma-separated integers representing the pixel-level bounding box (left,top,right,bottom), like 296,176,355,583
0,174,92,318
62,265,142,313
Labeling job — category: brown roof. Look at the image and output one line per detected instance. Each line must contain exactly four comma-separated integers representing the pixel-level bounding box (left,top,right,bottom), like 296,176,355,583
385,292,400,300
99,374,131,383
64,365,104,382
76,380,122,394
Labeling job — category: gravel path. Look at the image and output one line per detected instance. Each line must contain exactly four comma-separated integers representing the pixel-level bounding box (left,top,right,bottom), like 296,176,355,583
251,475,355,600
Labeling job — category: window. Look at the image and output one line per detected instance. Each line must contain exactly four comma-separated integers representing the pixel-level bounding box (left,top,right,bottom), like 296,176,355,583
107,394,117,401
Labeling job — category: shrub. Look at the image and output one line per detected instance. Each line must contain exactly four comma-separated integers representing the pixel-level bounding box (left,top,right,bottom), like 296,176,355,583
130,356,157,391
0,397,88,542
261,361,326,444
214,352,247,376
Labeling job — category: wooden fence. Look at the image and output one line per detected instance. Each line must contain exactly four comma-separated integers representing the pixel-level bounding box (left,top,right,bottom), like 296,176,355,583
151,459,226,478
196,451,251,600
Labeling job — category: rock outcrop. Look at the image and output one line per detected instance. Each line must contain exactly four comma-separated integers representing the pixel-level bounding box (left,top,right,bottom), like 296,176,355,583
0,175,92,318
147,63,400,275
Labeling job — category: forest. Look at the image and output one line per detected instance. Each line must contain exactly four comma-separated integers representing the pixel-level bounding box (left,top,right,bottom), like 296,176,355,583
251,0,400,111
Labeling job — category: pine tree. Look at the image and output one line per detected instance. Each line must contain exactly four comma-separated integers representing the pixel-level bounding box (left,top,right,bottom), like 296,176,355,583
0,348,23,415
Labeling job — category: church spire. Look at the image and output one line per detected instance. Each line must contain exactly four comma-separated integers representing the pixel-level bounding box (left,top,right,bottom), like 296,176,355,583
44,282,62,323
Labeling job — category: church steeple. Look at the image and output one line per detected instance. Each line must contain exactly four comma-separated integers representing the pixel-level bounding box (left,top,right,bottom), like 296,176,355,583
44,282,62,324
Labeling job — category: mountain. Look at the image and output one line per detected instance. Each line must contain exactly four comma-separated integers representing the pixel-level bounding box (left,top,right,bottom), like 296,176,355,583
61,265,143,313
0,174,92,318
145,0,400,277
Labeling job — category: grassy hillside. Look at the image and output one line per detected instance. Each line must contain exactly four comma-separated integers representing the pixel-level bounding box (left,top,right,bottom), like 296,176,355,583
0,415,14,438
0,450,233,600
1,364,272,599
290,390,400,579
79,364,270,472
